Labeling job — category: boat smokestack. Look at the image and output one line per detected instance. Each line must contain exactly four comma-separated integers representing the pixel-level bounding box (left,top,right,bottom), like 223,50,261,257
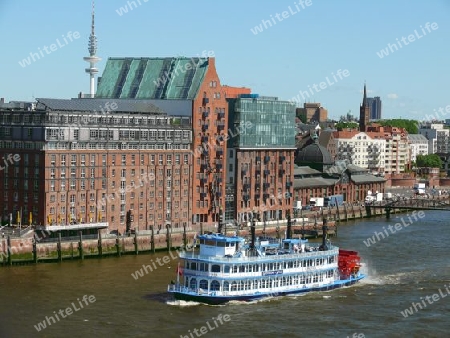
319,218,328,251
286,210,292,239
250,212,257,250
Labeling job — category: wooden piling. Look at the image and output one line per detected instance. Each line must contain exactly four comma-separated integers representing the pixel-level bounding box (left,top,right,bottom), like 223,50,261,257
57,232,62,262
151,225,155,253
78,231,84,260
7,236,11,266
98,231,103,257
115,237,121,256
33,238,37,263
134,231,139,255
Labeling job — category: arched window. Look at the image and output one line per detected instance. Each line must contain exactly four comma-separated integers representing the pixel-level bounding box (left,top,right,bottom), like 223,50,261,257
190,278,197,290
224,265,231,273
223,281,230,292
211,280,220,291
199,279,208,290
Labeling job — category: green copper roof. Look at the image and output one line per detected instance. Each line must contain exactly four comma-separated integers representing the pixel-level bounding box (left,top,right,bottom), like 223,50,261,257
96,57,209,100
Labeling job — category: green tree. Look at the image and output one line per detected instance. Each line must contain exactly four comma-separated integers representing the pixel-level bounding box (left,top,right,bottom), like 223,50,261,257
378,119,418,134
416,154,442,168
335,121,358,130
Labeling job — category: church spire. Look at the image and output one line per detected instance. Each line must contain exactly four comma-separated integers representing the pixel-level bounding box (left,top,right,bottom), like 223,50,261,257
362,82,368,107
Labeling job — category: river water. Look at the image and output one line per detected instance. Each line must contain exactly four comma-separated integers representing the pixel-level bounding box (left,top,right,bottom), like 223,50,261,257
1,211,449,338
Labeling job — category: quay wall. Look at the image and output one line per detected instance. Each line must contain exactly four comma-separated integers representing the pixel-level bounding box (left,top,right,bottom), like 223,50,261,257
1,196,448,266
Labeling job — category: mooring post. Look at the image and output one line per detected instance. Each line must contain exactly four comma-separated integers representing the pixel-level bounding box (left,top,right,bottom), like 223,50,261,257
166,224,171,251
78,231,84,260
134,230,139,255
7,236,12,266
98,231,103,258
115,236,121,257
33,238,38,263
151,224,155,253
385,207,391,219
183,223,187,248
57,232,62,262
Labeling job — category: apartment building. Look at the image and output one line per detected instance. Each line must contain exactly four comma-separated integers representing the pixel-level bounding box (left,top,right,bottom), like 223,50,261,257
95,56,243,228
0,98,193,233
226,95,297,224
419,122,449,154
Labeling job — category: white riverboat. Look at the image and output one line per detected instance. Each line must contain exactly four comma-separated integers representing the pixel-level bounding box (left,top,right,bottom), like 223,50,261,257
168,227,364,305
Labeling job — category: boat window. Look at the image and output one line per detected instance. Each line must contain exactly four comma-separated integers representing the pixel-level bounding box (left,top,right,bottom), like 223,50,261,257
268,263,273,271
284,242,290,250
199,279,208,290
313,274,318,283
184,278,189,287
211,265,220,273
239,265,245,273
190,278,197,289
223,281,229,291
205,240,216,246
224,265,230,273
190,262,197,270
301,260,306,267
288,261,293,268
200,239,205,244
226,242,234,247
217,241,226,247
231,282,238,291
233,266,238,273
199,263,208,272
210,280,220,291
253,264,259,272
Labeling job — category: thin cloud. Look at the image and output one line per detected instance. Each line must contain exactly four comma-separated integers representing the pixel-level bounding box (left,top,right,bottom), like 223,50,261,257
387,93,398,99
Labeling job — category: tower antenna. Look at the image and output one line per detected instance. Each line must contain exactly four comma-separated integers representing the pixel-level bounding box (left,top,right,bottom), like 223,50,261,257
83,0,101,97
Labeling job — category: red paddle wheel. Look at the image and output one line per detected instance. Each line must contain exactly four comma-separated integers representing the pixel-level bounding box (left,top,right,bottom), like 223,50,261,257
338,249,361,279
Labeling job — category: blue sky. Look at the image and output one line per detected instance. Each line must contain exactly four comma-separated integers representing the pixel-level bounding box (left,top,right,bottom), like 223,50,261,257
1,0,449,120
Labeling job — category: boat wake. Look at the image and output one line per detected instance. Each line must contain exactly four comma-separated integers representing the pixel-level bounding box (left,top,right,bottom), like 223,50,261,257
166,300,202,307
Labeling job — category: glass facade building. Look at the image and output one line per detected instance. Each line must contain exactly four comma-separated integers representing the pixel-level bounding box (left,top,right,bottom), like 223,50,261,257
228,95,296,148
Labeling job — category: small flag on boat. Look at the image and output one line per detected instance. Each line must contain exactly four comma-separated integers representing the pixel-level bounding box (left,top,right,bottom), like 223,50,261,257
29,212,32,225
176,263,183,276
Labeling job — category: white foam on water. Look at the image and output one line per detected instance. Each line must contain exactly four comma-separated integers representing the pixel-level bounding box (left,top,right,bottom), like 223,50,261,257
166,300,202,307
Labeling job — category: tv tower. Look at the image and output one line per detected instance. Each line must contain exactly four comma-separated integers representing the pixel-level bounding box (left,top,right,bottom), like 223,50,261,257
83,0,101,97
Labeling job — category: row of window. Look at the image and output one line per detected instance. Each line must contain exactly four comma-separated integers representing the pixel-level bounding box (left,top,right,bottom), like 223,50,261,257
49,153,191,166
185,257,336,273
186,271,334,292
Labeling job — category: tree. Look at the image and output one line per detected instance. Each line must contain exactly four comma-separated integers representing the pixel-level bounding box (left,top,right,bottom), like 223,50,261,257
416,154,442,168
378,119,418,134
335,121,358,130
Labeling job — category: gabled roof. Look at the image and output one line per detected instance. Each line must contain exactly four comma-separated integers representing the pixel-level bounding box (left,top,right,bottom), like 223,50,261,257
351,174,386,183
294,166,322,176
96,57,209,100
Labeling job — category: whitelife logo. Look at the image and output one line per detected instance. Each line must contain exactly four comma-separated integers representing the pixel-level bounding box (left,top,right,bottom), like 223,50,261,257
376,22,438,59
18,31,81,68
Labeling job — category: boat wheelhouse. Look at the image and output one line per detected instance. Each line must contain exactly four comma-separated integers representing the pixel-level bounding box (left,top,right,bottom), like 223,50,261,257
168,228,364,305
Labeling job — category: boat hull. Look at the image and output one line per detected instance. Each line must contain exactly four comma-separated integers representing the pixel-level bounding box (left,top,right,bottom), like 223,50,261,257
169,274,365,305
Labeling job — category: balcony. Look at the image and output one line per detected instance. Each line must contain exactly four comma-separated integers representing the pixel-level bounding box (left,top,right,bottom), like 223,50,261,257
216,148,224,156
278,169,285,176
243,183,250,191
202,124,209,131
217,122,225,130
263,182,270,189
279,155,286,163
202,111,209,119
218,111,225,119
216,177,223,184
201,136,208,143
200,193,207,199
255,168,261,175
263,193,270,200
202,97,209,105
264,156,270,164
216,191,222,197
264,169,270,176
216,164,223,171
200,163,208,171
286,181,292,188
243,194,250,201
200,178,208,184
255,156,261,163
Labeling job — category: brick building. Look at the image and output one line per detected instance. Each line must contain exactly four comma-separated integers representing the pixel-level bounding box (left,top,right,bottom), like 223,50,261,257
296,103,328,123
0,99,193,233
95,56,242,228
226,95,297,224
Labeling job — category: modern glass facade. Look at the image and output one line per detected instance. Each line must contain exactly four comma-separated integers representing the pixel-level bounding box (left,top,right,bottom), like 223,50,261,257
228,96,296,148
